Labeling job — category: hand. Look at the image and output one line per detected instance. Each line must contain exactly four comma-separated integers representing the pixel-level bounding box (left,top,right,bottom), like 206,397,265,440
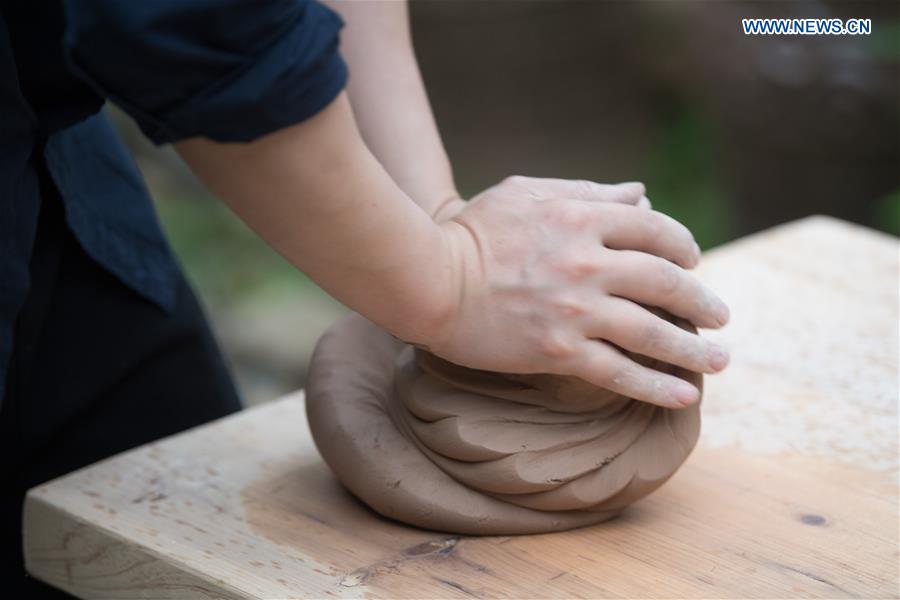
425,176,730,409
429,179,651,223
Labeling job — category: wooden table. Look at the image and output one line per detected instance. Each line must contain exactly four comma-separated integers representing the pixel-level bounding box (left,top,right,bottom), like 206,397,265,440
24,216,899,599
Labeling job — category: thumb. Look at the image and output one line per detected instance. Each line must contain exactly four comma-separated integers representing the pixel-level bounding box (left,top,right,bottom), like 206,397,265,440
604,181,647,205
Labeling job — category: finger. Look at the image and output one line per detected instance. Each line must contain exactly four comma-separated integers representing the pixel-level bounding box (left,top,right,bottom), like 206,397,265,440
566,339,700,408
508,176,646,205
584,296,729,373
593,203,699,268
601,249,730,328
587,181,646,205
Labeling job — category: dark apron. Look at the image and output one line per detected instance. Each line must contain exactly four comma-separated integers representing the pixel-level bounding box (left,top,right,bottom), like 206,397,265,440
0,155,242,599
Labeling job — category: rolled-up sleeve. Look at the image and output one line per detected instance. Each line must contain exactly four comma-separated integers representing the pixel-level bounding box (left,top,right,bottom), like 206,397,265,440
62,0,347,144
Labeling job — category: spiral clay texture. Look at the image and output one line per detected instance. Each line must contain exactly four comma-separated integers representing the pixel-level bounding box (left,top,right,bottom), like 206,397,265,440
306,314,701,535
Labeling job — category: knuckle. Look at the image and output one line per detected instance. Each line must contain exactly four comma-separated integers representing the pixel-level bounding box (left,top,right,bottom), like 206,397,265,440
549,203,592,230
655,262,682,295
637,323,663,350
503,175,527,187
645,375,669,403
539,333,577,360
582,360,614,386
631,181,647,197
549,295,586,318
643,211,664,240
606,364,635,390
566,258,599,279
673,335,705,369
591,247,615,276
574,179,597,200
550,250,599,279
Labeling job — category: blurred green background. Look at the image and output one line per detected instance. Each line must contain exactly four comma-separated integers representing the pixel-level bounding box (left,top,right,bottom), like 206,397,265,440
113,0,899,405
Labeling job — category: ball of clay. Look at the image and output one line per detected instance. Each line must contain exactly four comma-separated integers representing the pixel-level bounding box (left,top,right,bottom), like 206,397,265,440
306,314,701,535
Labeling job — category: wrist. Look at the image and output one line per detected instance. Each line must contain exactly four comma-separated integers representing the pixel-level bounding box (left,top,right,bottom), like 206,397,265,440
403,218,483,357
376,220,453,351
394,220,467,353
429,193,467,223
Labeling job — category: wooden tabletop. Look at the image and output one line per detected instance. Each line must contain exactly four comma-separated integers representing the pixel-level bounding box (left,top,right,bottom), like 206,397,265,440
24,216,899,599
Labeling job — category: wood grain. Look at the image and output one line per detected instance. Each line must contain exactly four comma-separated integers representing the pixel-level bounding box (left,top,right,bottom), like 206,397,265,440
24,216,899,598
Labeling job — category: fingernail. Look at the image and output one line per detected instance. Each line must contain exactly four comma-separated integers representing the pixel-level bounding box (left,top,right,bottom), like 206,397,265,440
716,302,730,326
672,380,699,406
708,345,730,371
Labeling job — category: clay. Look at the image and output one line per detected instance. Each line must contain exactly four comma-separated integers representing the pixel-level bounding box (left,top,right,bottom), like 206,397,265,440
306,313,701,535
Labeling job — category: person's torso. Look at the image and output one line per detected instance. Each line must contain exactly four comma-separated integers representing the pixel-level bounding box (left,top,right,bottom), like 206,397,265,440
0,2,179,313
0,2,180,407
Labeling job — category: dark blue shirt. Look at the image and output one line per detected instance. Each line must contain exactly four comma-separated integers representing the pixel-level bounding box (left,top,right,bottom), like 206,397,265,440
0,0,347,404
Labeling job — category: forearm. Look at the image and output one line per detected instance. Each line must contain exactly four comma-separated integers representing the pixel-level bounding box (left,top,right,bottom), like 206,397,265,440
175,93,453,344
175,90,728,408
323,0,463,220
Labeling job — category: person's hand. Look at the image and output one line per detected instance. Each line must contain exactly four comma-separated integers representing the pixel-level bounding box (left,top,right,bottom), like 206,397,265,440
429,179,651,223
425,176,730,409
177,91,725,410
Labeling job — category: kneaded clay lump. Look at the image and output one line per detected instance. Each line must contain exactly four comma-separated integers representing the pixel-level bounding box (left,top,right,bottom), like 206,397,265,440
306,314,701,535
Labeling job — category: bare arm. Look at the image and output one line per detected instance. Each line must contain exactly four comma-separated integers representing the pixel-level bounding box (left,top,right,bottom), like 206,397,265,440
71,0,728,407
321,0,464,220
175,92,728,408
176,93,453,345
